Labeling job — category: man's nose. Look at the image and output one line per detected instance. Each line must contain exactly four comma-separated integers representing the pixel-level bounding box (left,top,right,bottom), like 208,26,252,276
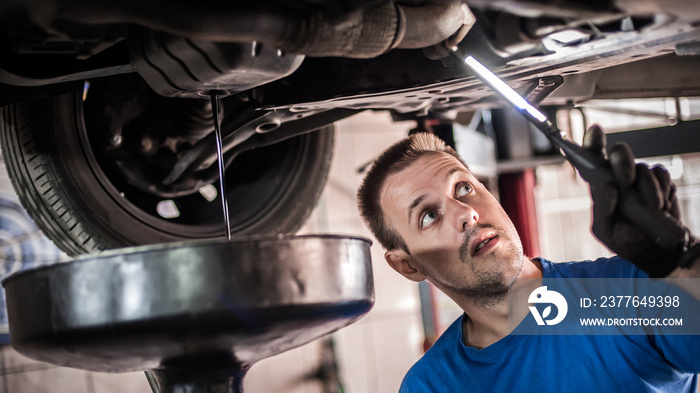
448,199,478,232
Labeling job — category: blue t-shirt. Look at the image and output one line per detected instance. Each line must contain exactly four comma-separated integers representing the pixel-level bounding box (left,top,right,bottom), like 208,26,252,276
400,257,700,392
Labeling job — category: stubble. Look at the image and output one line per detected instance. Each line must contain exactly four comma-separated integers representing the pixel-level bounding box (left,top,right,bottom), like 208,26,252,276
450,224,524,307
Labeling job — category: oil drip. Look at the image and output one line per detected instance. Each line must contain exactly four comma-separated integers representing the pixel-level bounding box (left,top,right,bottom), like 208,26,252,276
209,92,231,240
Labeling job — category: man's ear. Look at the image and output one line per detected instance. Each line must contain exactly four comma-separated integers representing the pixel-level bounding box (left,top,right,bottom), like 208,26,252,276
385,249,427,282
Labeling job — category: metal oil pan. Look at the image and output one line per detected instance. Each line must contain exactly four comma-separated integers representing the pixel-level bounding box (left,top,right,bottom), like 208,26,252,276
2,235,374,379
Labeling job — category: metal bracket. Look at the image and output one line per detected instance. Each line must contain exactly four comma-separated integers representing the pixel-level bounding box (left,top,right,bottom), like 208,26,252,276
523,75,565,105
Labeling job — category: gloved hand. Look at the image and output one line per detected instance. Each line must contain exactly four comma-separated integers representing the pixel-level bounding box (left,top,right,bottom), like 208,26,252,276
581,124,699,278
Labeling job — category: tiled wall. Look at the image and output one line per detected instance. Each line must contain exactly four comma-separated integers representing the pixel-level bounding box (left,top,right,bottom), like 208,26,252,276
0,346,153,393
0,111,424,393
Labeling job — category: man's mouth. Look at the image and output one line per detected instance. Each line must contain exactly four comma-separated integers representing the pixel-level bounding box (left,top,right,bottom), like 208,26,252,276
475,238,491,252
472,234,498,256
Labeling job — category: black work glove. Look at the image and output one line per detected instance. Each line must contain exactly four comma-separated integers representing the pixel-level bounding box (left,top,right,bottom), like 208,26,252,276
581,125,699,278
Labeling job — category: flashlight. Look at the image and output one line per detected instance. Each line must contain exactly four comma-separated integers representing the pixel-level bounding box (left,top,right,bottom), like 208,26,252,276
455,53,687,253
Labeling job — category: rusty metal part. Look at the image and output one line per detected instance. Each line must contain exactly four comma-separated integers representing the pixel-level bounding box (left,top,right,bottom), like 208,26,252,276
422,17,477,60
48,1,467,59
128,30,306,98
463,0,620,19
523,75,564,104
259,17,700,114
396,1,474,49
3,235,374,392
0,64,134,87
161,108,358,191
284,1,401,58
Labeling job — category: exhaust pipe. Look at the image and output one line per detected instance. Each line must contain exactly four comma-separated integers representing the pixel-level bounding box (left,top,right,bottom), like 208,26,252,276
45,0,473,58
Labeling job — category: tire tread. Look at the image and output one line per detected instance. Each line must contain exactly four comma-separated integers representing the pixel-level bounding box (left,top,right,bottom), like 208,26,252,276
1,101,106,255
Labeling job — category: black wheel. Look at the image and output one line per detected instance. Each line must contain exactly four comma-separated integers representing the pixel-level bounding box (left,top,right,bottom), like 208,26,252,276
0,78,334,256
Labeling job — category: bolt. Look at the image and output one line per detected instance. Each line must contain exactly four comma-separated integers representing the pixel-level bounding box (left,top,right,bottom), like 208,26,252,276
141,135,154,153
110,134,123,147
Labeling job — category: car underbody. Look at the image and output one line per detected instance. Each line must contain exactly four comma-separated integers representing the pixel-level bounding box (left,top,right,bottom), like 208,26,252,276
1,0,699,254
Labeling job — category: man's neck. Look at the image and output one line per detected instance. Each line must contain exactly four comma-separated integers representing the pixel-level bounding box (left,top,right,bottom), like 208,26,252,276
461,302,510,349
460,258,542,349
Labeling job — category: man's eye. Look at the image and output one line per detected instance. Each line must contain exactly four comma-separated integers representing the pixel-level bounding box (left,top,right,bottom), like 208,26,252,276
456,182,473,197
421,211,438,228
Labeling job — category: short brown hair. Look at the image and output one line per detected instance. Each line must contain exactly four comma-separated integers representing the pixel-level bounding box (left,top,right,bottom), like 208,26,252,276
357,132,466,252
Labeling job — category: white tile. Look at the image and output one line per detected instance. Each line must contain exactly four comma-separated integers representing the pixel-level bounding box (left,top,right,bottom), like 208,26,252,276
321,219,367,239
361,320,379,390
91,371,152,393
337,312,424,393
244,340,321,393
1,346,42,370
332,323,369,393
5,367,87,393
369,255,422,318
315,179,357,223
332,258,424,393
343,113,410,173
369,314,424,393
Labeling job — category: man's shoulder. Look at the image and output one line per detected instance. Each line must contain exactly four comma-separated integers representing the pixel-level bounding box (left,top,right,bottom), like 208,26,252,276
400,316,463,392
411,315,462,365
542,256,646,278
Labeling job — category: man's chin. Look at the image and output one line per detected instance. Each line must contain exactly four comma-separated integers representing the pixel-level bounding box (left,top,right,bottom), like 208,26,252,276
455,270,511,301
460,283,509,308
473,250,524,284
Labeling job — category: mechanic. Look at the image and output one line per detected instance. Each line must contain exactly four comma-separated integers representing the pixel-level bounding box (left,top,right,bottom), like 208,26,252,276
356,126,700,392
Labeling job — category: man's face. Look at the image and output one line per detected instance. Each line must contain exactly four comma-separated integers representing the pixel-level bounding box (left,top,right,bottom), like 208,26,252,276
380,152,524,304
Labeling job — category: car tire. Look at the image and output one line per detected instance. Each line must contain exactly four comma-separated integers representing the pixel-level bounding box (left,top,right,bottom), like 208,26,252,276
0,90,334,256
